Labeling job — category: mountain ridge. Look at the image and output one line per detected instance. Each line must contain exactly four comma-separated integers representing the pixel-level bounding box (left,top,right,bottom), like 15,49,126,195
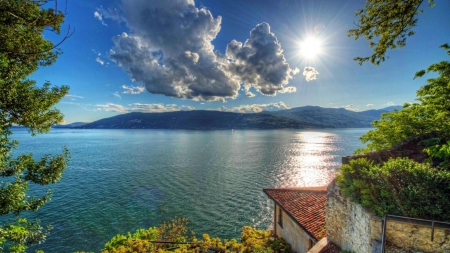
65,106,401,130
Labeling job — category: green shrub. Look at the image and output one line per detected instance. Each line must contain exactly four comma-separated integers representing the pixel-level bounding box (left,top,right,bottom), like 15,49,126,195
337,158,450,221
99,219,293,253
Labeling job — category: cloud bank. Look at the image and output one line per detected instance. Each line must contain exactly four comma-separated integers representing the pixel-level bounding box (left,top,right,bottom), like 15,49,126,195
122,85,145,94
217,102,290,113
96,103,195,113
107,0,297,102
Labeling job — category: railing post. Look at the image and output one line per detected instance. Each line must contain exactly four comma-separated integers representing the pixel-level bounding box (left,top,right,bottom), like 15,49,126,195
381,214,387,253
431,221,435,242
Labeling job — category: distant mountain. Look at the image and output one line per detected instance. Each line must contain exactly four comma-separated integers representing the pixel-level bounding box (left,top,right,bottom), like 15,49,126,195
80,111,328,130
73,106,401,130
53,122,89,128
267,106,401,128
356,106,402,118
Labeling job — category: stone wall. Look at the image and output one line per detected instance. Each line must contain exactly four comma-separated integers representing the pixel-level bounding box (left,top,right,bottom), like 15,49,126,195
326,180,450,253
325,180,375,253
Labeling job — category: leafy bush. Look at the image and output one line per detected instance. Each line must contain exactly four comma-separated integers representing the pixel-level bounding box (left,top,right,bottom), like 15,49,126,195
337,158,450,221
99,218,293,253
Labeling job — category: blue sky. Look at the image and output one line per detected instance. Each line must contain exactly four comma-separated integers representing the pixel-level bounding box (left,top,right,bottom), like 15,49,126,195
32,0,450,123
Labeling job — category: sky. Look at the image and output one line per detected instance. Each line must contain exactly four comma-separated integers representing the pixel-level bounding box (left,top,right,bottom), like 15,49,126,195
31,0,450,123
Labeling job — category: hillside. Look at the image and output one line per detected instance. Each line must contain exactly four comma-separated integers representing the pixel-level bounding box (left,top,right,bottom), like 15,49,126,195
80,110,328,130
267,106,401,128
74,106,401,130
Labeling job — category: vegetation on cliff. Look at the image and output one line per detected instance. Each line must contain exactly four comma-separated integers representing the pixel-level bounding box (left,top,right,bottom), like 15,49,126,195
337,45,450,221
337,158,450,221
356,44,450,166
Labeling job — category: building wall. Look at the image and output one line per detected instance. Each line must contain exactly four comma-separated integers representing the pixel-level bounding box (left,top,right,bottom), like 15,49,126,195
275,205,313,253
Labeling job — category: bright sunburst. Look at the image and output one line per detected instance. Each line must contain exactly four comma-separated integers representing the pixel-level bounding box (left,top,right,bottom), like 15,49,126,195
300,37,322,59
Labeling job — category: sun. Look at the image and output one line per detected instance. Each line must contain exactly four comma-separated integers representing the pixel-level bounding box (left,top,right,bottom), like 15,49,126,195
300,37,322,59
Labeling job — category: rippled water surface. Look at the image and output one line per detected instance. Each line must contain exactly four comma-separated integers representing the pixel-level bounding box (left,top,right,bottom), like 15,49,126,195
6,128,369,252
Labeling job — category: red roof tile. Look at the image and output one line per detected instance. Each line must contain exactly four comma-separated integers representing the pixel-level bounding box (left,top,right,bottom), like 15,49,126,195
263,187,327,241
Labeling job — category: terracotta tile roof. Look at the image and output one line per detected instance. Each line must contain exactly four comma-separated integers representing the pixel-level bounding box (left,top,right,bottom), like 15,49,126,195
263,187,327,241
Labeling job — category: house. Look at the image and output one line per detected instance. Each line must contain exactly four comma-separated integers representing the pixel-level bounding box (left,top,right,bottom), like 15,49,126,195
263,187,328,253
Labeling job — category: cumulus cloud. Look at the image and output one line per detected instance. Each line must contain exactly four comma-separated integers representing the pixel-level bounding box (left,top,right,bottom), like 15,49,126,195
107,0,297,102
218,101,290,113
122,85,145,94
94,11,107,26
345,104,353,108
367,104,374,107
225,23,298,96
95,103,195,113
387,102,396,106
303,67,319,82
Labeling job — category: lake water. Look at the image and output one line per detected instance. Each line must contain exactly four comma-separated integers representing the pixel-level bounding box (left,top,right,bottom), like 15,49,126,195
5,128,369,252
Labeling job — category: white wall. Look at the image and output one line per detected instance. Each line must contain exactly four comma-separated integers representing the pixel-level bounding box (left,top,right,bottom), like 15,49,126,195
275,205,313,253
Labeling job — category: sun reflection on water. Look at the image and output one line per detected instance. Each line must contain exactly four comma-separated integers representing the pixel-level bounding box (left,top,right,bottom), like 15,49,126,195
276,131,342,187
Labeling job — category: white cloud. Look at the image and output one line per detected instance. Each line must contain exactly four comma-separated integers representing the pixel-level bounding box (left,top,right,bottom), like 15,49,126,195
94,11,107,26
122,85,145,94
245,91,256,98
96,57,104,65
106,0,298,102
342,104,361,111
303,67,319,82
96,103,127,112
366,104,374,107
65,94,84,99
95,103,196,113
387,102,395,106
113,92,121,99
218,101,290,113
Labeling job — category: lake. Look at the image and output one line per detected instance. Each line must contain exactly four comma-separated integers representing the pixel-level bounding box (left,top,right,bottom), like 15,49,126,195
5,128,369,252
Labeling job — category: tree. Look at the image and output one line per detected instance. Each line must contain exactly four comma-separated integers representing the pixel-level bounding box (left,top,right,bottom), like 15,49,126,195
356,44,450,165
348,0,436,65
0,0,71,252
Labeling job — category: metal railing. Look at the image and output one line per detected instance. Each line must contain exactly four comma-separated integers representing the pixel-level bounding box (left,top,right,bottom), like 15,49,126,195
380,214,450,253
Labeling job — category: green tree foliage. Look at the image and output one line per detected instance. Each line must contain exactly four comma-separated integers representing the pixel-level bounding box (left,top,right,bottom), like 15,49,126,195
337,158,450,221
349,0,436,65
98,218,293,253
356,44,450,159
0,0,71,252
